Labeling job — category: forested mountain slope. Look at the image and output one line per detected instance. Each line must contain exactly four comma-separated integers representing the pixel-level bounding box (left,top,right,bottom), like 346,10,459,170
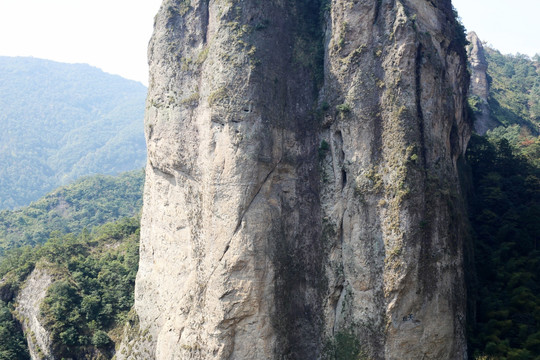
0,217,140,359
485,49,540,133
0,169,144,257
466,39,540,359
468,35,540,138
0,57,147,209
0,169,144,359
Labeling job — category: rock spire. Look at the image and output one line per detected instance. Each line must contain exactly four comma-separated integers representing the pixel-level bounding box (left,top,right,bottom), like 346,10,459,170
119,1,472,359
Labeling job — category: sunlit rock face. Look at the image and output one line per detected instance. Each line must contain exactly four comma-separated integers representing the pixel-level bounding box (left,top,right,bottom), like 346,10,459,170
15,267,55,360
467,32,489,101
119,0,471,359
466,31,499,134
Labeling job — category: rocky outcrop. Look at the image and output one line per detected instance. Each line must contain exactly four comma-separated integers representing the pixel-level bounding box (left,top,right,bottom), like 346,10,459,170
467,32,489,101
466,32,499,134
121,0,471,359
14,267,54,360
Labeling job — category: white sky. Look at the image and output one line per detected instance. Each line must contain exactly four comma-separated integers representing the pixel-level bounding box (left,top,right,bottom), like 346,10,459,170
0,0,538,85
452,0,540,57
0,0,162,85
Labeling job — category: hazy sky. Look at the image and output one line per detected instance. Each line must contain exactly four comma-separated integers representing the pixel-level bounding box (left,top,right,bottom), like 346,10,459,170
452,0,540,57
0,0,538,85
0,0,162,85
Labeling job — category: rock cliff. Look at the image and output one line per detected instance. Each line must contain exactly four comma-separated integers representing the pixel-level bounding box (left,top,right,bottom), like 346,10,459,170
466,32,499,134
120,0,472,359
466,32,488,102
14,267,55,360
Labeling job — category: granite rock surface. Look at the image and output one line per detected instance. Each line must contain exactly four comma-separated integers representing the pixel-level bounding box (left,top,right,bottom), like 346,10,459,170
120,1,472,359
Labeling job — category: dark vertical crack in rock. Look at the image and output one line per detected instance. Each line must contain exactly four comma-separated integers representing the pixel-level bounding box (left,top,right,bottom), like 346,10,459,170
415,43,427,169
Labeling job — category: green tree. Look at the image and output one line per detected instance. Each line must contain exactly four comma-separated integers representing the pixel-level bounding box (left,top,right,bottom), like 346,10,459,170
0,302,29,360
466,134,540,359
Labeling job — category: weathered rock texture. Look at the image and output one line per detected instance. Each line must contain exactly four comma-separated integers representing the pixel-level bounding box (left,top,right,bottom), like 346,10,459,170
14,267,54,360
466,32,499,134
120,0,471,359
467,32,488,102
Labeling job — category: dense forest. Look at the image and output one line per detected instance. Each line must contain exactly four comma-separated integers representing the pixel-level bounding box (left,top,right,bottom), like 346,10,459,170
466,134,540,359
466,49,540,359
0,57,147,209
0,169,144,257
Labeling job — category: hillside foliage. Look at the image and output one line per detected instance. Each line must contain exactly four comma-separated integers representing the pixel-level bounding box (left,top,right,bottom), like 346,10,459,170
466,37,540,360
0,217,140,359
486,125,540,168
0,57,147,209
0,170,144,258
485,48,540,133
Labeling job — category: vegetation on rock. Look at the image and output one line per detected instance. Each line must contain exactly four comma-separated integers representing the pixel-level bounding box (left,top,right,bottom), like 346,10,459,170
0,217,140,359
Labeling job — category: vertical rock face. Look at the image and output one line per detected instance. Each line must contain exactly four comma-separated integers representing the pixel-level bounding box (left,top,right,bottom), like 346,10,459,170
121,0,471,359
467,32,489,101
15,267,54,360
322,2,470,358
466,32,498,134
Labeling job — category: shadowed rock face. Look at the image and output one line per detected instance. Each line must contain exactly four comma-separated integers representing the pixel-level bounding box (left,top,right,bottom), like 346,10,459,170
119,0,471,359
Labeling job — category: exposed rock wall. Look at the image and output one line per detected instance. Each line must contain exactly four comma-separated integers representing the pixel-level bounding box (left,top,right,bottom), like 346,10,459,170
467,32,489,101
121,0,471,359
466,32,499,134
14,267,54,360
321,1,470,358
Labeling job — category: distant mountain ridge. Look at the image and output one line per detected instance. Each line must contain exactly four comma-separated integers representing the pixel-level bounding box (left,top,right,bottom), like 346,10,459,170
0,57,147,209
